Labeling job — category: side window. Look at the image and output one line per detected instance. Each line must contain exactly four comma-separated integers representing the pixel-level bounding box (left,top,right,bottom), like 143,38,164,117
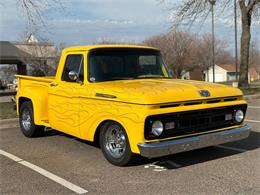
61,54,84,82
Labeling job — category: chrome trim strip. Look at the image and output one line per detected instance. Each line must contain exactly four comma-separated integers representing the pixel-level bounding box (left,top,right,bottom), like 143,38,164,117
95,93,117,99
138,124,251,158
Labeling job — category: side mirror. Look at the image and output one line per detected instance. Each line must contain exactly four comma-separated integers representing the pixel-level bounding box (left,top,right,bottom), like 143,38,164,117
68,71,78,81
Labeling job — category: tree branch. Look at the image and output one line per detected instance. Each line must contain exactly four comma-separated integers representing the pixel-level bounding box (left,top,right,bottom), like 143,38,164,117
247,0,259,12
239,0,246,11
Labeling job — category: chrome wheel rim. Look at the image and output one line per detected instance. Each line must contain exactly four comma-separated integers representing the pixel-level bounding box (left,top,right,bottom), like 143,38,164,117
22,109,31,131
105,125,126,159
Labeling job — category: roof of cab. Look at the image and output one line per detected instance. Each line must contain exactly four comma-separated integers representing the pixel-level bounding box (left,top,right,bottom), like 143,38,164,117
63,44,159,53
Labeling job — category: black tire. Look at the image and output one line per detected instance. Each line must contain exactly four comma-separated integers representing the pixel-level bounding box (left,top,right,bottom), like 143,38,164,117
19,101,45,137
99,121,134,166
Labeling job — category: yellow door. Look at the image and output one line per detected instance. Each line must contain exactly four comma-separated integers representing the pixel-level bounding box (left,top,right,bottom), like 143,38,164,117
48,53,85,137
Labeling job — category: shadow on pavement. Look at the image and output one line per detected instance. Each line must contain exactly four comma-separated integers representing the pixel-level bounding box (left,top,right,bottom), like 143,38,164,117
43,129,260,169
146,131,260,169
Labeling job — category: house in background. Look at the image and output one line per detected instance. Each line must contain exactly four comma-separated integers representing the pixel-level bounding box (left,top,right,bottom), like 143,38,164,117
0,34,56,77
204,64,239,82
204,64,259,83
249,67,260,81
13,34,56,70
0,34,57,93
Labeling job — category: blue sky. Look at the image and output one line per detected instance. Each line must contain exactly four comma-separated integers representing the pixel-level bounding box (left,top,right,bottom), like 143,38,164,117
0,0,259,51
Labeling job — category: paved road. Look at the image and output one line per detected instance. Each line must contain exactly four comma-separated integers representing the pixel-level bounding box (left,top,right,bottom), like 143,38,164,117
0,100,259,194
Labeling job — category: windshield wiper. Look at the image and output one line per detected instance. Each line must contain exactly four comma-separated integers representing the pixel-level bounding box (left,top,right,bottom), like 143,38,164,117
109,77,135,81
136,75,171,79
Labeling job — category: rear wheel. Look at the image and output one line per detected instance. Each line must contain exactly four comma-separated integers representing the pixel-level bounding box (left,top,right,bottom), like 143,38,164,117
19,101,45,137
100,121,134,166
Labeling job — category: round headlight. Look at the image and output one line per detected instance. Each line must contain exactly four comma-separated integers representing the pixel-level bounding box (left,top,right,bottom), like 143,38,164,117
151,121,164,136
235,110,244,123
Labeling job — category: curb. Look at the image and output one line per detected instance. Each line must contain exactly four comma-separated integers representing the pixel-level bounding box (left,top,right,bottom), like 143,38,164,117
0,91,16,97
244,94,260,100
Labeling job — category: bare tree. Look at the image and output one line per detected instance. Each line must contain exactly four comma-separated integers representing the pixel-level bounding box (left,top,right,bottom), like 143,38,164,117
53,42,66,67
166,0,260,87
192,33,232,81
144,29,196,78
94,38,139,45
144,29,234,80
215,49,235,65
16,39,56,76
16,0,64,31
168,29,196,78
238,0,260,87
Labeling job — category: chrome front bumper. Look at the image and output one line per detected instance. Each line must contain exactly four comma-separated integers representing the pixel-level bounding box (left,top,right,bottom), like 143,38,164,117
138,124,251,158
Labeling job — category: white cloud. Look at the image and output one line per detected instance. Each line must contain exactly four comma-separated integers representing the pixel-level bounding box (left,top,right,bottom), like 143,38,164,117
50,18,134,25
0,0,258,49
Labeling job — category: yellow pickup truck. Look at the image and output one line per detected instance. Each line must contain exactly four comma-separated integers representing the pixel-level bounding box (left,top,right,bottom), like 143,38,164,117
16,45,251,166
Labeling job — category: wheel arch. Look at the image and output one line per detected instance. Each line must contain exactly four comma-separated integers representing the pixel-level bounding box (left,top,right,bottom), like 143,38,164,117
17,93,46,125
18,97,32,113
82,115,143,154
93,119,129,147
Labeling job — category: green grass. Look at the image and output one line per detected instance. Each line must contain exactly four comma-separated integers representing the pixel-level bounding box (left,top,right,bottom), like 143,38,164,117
0,102,17,119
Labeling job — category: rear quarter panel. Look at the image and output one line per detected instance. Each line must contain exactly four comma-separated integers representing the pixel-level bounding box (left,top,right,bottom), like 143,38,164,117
16,75,53,125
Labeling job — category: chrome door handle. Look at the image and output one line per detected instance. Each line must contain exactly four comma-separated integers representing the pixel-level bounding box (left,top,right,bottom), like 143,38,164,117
50,83,58,87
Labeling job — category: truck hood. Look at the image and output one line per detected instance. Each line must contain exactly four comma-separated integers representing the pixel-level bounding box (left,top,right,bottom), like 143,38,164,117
90,79,242,105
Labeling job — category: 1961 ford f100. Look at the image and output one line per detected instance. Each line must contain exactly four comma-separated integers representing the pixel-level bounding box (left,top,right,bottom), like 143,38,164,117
16,45,251,166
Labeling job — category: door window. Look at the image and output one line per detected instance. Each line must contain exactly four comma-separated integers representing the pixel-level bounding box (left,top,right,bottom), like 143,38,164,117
61,54,84,82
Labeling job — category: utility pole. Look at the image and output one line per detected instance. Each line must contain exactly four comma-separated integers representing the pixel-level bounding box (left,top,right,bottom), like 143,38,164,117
234,0,238,81
209,0,216,83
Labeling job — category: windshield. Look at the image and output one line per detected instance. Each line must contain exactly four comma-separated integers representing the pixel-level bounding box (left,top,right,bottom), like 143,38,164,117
88,48,170,82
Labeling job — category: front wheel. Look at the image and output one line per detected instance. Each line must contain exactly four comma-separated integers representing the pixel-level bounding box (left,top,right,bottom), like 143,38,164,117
19,101,45,137
99,122,134,166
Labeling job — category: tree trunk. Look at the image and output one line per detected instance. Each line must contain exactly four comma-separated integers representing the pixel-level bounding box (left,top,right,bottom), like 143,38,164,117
206,68,209,82
176,67,183,79
238,1,252,88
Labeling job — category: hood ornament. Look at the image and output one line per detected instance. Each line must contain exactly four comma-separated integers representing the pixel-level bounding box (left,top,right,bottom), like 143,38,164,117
199,90,210,97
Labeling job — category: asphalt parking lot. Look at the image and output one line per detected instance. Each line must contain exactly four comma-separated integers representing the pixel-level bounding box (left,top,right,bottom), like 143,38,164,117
0,99,259,194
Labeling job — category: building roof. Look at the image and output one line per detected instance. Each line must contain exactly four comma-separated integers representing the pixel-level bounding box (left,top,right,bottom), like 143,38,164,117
27,34,38,43
63,44,159,53
0,41,31,64
218,64,238,72
14,43,55,58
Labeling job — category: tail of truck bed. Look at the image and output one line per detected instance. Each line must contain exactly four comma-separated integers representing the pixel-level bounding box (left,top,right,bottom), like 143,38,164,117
17,75,54,86
16,75,55,126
